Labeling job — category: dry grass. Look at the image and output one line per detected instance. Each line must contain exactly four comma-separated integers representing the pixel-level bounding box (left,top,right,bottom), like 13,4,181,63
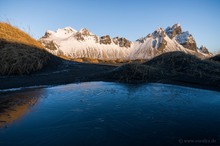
142,52,220,85
103,51,220,87
82,58,100,64
0,22,50,75
71,57,134,65
0,22,43,48
144,51,220,78
107,63,163,82
72,58,84,63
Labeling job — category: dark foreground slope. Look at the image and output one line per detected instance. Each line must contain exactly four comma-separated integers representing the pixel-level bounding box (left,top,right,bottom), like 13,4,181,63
99,51,220,91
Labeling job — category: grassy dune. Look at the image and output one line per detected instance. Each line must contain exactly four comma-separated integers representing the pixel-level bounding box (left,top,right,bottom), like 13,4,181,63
101,51,220,88
0,22,51,75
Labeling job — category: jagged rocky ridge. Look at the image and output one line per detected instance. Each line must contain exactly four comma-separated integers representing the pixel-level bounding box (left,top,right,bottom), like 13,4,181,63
39,24,212,61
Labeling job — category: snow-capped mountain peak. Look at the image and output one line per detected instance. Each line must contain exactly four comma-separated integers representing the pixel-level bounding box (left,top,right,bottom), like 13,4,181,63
42,26,77,40
199,45,210,54
39,24,211,61
72,28,98,42
63,26,77,33
165,23,182,39
165,24,197,51
78,28,94,36
152,28,166,38
55,27,77,36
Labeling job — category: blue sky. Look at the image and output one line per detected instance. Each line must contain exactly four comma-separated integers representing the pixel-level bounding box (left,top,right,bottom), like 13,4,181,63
0,0,220,53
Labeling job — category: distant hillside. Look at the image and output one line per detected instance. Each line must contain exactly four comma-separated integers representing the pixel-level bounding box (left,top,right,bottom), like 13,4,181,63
0,22,51,75
100,51,220,89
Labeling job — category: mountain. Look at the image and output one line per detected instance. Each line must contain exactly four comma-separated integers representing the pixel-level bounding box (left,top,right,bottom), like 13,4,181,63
39,24,212,61
165,24,197,51
199,45,210,54
40,27,131,60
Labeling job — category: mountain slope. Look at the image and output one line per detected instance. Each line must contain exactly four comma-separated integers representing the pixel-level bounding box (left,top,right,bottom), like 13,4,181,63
130,27,194,59
40,24,212,61
40,27,131,60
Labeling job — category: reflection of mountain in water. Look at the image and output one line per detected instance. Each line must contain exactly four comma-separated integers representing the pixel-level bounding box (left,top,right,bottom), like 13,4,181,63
0,89,45,127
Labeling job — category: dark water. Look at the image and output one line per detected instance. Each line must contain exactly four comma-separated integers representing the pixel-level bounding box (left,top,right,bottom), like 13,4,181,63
0,82,220,146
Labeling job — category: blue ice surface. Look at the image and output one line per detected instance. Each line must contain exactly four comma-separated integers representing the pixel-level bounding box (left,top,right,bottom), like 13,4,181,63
0,82,220,146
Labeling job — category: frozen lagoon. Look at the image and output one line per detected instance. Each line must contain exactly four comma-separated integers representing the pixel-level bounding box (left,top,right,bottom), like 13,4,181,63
0,82,220,145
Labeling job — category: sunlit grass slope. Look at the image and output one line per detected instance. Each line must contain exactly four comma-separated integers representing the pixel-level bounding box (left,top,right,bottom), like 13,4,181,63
0,22,50,75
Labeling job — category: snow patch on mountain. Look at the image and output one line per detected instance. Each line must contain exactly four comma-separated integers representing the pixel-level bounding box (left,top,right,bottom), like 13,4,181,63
39,24,211,61
40,27,131,60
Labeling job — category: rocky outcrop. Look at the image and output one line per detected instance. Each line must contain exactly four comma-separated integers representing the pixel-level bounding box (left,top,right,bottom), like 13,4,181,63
181,41,197,51
74,28,99,42
152,28,166,38
165,24,197,51
113,37,119,45
151,28,167,51
42,31,52,38
94,35,99,43
79,28,91,36
74,28,92,41
157,38,167,52
165,24,182,39
43,40,58,50
199,45,209,54
113,37,131,48
74,32,84,41
136,37,145,43
100,35,111,45
175,32,197,51
119,37,131,48
63,27,75,33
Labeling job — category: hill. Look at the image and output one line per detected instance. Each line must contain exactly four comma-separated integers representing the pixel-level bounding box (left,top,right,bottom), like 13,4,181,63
209,54,220,63
100,51,220,90
0,22,51,75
